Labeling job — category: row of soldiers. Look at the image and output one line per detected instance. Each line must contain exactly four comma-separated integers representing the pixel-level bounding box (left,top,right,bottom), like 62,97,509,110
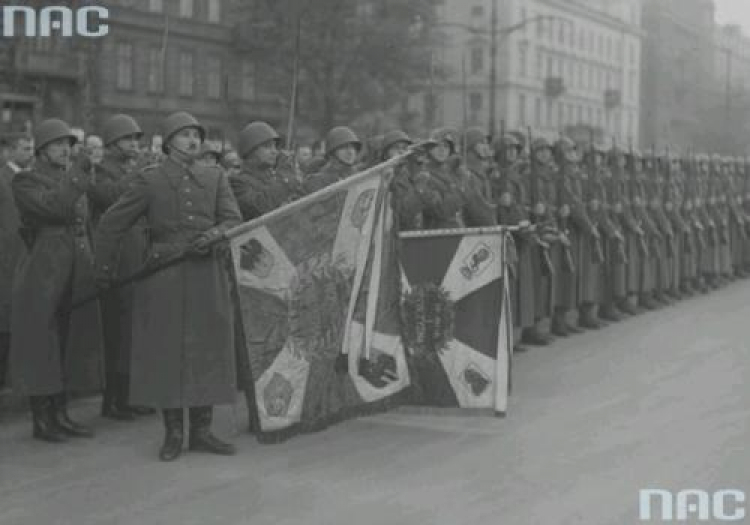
1,110,748,460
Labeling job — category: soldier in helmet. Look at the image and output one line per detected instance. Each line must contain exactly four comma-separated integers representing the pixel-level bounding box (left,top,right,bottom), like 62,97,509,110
725,156,747,278
379,129,429,231
525,136,562,342
220,149,242,178
492,133,537,348
303,126,362,194
10,118,105,443
88,113,156,421
94,111,242,461
230,121,303,221
553,136,590,334
461,127,498,227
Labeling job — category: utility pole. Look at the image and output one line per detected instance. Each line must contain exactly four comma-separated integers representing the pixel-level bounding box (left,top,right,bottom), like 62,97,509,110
488,0,498,138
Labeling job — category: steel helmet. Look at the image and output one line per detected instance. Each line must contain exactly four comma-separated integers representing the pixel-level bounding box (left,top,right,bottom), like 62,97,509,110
325,126,361,157
494,133,521,151
34,118,77,153
102,114,143,147
201,141,223,160
462,127,488,151
381,130,412,154
238,121,280,158
429,127,458,151
530,137,551,152
160,111,205,153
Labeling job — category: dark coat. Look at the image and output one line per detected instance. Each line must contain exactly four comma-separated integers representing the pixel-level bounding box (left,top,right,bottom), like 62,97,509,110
89,154,149,375
10,160,104,395
302,159,357,194
0,163,24,333
230,160,302,220
94,158,242,408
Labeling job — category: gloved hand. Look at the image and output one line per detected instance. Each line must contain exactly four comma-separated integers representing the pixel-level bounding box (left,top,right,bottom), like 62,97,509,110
188,229,222,256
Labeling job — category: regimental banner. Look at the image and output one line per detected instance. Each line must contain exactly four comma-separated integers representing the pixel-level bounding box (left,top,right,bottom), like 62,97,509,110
398,228,513,415
228,160,410,442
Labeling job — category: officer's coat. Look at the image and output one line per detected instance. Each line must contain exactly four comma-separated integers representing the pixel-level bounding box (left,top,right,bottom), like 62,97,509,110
0,162,24,333
10,160,104,395
89,154,149,375
95,158,242,408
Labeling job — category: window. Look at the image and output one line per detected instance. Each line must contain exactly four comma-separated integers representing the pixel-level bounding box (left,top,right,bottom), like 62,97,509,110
587,106,593,123
470,92,482,111
179,0,193,18
536,49,543,79
518,94,527,126
577,63,584,88
518,44,527,77
149,0,163,12
598,34,604,57
558,102,564,126
559,20,565,44
471,5,484,17
579,28,585,51
179,52,193,96
566,59,573,82
471,47,484,74
241,60,255,100
606,36,612,60
577,104,583,123
208,0,221,23
537,17,545,38
588,65,594,90
207,56,222,99
547,56,554,76
629,42,636,66
535,97,542,127
629,71,636,101
547,100,554,126
589,30,595,52
148,47,163,93
597,108,604,126
569,23,575,48
116,42,133,90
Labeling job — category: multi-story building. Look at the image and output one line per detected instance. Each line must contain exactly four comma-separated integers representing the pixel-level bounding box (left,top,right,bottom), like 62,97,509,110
0,0,283,143
640,0,715,151
712,23,750,153
414,0,643,145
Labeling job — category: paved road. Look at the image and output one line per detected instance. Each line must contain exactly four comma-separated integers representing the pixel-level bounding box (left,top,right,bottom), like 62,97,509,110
2,282,750,525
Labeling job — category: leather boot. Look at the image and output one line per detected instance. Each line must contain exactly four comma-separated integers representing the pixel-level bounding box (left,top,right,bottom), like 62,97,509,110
599,303,623,322
30,396,67,443
51,393,94,438
639,293,659,310
188,406,236,456
617,297,639,316
522,327,551,346
578,304,605,329
159,409,184,461
101,386,136,421
551,313,569,337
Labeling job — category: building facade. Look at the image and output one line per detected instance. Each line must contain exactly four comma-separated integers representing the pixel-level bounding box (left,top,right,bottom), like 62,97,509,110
0,0,283,144
640,0,715,152
711,23,750,153
415,0,643,144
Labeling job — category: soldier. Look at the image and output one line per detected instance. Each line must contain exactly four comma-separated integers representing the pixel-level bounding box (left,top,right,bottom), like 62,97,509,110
553,137,589,333
628,149,661,309
230,121,302,220
643,152,674,304
10,119,104,442
525,137,561,342
492,134,538,348
380,129,430,231
0,132,34,391
94,111,242,461
461,128,498,227
88,114,155,421
725,156,747,278
303,126,362,193
609,146,641,314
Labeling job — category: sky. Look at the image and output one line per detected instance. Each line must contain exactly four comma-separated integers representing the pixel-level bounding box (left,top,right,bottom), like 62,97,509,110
714,0,750,33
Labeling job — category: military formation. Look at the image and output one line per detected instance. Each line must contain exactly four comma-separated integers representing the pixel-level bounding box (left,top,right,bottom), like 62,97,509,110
1,111,749,462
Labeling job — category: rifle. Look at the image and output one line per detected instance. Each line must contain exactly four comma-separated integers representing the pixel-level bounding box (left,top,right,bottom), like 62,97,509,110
69,235,229,311
557,131,575,274
588,131,605,264
527,127,554,278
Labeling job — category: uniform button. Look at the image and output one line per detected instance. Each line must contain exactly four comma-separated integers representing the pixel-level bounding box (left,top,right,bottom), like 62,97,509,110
185,188,191,193
186,201,193,206
183,176,189,181
188,215,194,221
